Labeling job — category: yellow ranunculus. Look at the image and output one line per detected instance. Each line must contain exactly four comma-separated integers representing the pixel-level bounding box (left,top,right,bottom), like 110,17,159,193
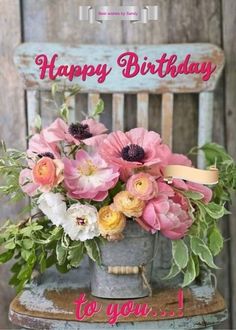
98,205,126,238
113,191,145,218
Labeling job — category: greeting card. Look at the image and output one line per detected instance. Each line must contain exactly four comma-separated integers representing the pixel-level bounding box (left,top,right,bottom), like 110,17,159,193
0,1,235,330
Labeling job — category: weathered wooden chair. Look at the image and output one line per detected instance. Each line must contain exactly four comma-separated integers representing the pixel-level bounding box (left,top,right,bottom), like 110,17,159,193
9,43,227,329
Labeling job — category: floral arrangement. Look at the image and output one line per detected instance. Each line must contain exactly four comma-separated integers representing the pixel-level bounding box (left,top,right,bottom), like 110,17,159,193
0,87,235,292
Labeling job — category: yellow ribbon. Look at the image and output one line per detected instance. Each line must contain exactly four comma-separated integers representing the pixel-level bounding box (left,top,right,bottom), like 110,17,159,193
163,165,219,185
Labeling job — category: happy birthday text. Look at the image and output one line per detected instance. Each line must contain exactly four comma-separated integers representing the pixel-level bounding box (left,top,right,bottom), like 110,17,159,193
35,52,216,84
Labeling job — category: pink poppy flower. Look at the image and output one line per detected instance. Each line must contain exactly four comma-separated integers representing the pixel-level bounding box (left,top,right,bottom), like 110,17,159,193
99,128,171,180
63,150,119,201
28,131,61,161
166,152,192,167
138,195,193,239
43,118,108,147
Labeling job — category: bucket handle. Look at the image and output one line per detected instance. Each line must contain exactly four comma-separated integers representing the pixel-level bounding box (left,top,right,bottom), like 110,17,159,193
107,265,152,296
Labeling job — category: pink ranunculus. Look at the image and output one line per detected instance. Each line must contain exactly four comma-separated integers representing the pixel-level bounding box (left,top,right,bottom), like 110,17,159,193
43,118,108,147
19,157,64,196
126,172,158,200
99,128,171,180
139,195,193,239
63,150,119,201
32,157,64,192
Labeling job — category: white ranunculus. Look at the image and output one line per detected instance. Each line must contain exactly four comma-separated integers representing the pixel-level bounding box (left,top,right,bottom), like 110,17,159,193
38,192,67,226
63,203,100,241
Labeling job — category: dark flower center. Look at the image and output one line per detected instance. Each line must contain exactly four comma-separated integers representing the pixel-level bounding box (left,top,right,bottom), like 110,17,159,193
76,217,87,226
68,123,92,140
38,152,55,159
121,144,145,162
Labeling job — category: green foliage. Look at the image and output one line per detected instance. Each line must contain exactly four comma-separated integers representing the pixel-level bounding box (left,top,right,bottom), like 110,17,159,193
167,142,236,287
0,217,102,292
0,146,26,203
200,143,236,204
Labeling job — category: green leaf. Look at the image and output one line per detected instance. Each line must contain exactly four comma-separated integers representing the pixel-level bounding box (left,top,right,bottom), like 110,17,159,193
190,236,219,269
32,226,63,244
21,224,43,237
9,272,20,286
21,249,32,261
204,202,225,219
0,249,14,264
39,250,47,273
182,255,196,287
51,82,58,97
192,255,200,277
61,232,70,248
200,143,232,165
92,99,104,117
22,238,34,250
67,85,81,97
46,253,57,268
208,226,224,256
17,263,32,281
34,114,42,131
68,242,84,268
182,191,204,200
10,262,22,274
56,240,68,265
162,262,181,280
60,104,69,122
172,240,189,269
84,239,101,265
4,239,16,250
56,263,70,273
30,252,37,266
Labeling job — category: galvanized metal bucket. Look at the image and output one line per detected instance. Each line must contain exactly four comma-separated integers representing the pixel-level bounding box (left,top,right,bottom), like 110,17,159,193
90,220,155,299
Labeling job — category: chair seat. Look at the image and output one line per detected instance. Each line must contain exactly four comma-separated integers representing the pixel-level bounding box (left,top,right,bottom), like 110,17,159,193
9,268,227,330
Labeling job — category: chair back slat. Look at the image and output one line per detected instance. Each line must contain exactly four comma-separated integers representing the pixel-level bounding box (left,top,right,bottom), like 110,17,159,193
137,93,149,129
112,93,124,131
26,90,40,135
161,93,174,148
197,92,214,168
